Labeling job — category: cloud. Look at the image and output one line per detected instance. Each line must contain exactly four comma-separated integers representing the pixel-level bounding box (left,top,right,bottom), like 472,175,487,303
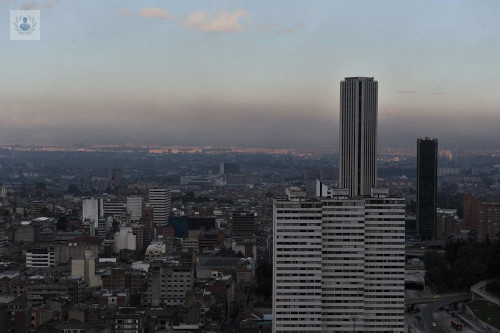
117,8,131,18
138,7,172,20
22,0,58,10
182,9,249,32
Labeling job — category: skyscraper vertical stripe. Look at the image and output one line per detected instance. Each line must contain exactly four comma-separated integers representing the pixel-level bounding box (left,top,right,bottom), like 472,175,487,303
339,77,378,196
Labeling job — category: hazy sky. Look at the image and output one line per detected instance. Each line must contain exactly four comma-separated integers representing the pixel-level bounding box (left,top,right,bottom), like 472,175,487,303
2,0,500,150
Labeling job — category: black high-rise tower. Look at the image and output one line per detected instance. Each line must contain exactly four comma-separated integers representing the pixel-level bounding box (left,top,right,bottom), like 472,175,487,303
417,137,438,241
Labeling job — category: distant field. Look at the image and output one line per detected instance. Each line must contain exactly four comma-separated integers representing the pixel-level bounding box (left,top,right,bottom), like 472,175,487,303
468,300,500,329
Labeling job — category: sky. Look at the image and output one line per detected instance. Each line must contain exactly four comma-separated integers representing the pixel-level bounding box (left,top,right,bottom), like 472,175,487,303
1,0,500,150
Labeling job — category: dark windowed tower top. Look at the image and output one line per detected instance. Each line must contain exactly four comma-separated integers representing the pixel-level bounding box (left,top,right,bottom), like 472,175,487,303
339,77,378,197
417,137,438,241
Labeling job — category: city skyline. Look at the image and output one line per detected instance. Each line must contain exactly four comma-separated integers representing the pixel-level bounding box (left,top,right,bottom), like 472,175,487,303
2,1,500,149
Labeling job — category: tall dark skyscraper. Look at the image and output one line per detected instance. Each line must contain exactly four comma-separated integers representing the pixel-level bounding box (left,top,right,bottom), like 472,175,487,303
417,137,438,241
339,77,378,196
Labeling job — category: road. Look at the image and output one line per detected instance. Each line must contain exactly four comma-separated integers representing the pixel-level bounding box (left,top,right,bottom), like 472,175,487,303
434,310,476,333
421,293,472,333
407,313,427,333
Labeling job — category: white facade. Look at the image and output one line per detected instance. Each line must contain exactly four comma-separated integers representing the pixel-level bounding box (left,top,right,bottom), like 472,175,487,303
273,188,405,333
363,189,405,332
339,77,378,197
145,241,167,261
26,247,55,268
149,188,171,225
82,197,103,228
114,226,137,252
102,199,127,218
127,196,143,221
273,193,323,332
321,190,366,331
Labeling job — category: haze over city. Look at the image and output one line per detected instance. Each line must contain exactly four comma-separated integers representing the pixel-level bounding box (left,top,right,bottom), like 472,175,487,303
2,0,500,149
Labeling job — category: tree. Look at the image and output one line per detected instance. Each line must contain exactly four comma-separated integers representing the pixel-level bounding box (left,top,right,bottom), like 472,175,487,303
423,251,451,292
40,207,50,217
255,260,272,300
56,216,68,230
67,184,81,196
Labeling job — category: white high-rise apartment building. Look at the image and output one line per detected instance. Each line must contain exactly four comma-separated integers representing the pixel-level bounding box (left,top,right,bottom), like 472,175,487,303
273,187,405,333
149,188,171,226
273,188,323,332
273,77,404,332
339,77,378,197
363,189,405,332
321,189,366,331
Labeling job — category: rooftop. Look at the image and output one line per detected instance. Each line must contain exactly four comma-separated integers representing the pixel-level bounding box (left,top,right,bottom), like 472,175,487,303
344,76,375,81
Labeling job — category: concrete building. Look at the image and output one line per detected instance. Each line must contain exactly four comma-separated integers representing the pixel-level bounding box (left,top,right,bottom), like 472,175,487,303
149,188,171,226
142,262,193,307
82,197,103,229
114,226,137,252
127,196,143,221
463,194,500,240
102,198,127,218
220,162,240,175
96,216,112,238
339,77,378,197
145,240,167,261
273,187,406,332
30,200,49,216
26,246,55,268
436,208,459,240
272,191,323,332
55,236,102,264
71,249,101,288
114,312,144,333
417,137,438,241
181,237,199,252
15,221,35,242
273,75,405,331
0,218,5,256
0,294,32,333
232,210,255,238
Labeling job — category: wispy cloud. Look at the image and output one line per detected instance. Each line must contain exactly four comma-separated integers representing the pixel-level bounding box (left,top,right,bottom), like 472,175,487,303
138,7,172,20
22,0,58,10
117,8,131,18
427,92,447,95
182,9,249,33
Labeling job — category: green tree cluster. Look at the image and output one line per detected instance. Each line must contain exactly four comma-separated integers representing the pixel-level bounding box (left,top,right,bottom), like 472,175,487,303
181,192,210,203
424,239,500,293
255,260,272,300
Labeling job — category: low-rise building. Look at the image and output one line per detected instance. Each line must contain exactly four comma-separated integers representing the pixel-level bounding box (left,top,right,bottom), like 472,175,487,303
26,245,55,268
